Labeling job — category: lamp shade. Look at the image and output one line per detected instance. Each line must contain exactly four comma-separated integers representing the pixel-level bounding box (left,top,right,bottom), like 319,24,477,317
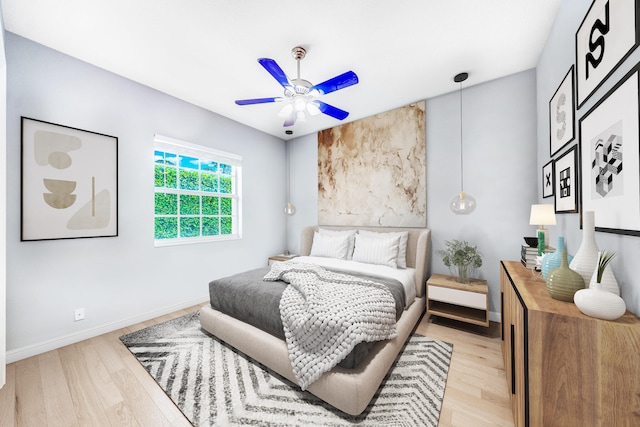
529,204,556,226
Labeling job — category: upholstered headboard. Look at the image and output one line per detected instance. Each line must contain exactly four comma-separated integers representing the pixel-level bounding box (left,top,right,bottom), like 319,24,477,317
300,226,431,298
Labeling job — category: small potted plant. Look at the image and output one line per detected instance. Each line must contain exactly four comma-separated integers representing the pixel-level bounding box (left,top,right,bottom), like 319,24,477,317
437,239,483,284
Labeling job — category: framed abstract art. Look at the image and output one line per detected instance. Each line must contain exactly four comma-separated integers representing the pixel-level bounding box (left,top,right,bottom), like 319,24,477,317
575,0,640,108
578,66,640,236
21,117,118,241
543,160,555,198
549,66,575,156
554,145,578,214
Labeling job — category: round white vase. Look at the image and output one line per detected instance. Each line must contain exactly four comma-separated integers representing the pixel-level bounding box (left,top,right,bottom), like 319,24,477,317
570,211,599,287
574,281,626,321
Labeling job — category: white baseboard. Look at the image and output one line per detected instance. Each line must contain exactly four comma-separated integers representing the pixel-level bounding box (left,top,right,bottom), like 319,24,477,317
6,296,209,364
489,310,501,323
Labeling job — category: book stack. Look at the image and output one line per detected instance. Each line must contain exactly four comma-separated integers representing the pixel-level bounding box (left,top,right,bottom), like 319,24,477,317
521,245,554,270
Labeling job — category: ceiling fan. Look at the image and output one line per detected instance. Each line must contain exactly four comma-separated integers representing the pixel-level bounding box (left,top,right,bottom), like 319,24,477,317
235,46,359,127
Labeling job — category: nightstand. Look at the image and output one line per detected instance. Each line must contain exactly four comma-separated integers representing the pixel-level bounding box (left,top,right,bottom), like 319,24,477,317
268,254,298,266
427,273,489,327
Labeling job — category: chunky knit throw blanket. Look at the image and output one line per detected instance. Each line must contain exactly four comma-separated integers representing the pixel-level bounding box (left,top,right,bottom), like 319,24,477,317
264,262,398,390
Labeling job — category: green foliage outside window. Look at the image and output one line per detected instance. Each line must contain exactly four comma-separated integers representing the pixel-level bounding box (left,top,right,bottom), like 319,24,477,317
154,148,238,242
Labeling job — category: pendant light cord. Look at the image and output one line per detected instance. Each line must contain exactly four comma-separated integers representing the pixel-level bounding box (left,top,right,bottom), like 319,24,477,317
459,79,464,194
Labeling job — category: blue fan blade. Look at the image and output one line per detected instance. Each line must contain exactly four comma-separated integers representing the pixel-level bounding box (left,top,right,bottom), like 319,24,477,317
258,58,291,88
309,71,358,95
235,97,281,105
315,101,349,120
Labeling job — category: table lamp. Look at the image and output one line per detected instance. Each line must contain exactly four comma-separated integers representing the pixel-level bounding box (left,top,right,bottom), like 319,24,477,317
529,204,556,253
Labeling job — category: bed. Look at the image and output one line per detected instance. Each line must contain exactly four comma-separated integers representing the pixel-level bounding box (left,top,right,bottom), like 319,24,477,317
199,225,431,415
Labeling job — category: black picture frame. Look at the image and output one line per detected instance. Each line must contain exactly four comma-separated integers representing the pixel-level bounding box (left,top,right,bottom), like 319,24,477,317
21,117,119,241
543,159,555,198
549,66,575,156
575,0,640,109
554,145,578,214
578,64,640,236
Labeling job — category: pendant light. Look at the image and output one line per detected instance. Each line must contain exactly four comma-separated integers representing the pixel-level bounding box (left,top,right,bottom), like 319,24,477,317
284,137,296,216
449,72,477,215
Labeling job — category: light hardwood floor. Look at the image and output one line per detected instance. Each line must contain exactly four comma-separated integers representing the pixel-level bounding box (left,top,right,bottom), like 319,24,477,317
0,304,515,426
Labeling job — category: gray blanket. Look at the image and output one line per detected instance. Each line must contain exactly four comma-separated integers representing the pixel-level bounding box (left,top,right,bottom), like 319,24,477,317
207,265,405,368
264,262,398,390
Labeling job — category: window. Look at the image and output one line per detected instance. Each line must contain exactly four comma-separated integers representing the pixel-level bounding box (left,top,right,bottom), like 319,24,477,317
154,134,242,246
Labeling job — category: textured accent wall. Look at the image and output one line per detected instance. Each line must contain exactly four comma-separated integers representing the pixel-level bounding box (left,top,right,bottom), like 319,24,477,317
317,101,426,227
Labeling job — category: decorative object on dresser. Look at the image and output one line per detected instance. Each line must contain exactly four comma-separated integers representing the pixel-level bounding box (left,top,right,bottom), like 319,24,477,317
545,250,584,302
541,236,571,280
588,249,619,294
529,204,556,253
427,273,489,327
574,250,626,320
436,239,482,284
570,210,599,285
500,261,640,427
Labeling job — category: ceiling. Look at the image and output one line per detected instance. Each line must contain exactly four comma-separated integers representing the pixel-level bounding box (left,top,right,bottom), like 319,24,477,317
1,0,562,140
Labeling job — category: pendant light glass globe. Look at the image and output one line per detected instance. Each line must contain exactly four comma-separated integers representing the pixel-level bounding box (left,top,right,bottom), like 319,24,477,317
284,201,296,216
449,72,476,215
450,191,476,215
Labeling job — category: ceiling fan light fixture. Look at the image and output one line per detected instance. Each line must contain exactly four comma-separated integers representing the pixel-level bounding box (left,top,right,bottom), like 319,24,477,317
307,102,320,116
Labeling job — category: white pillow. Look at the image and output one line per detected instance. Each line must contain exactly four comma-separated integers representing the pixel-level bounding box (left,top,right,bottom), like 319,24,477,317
318,228,357,260
358,230,409,269
310,232,350,259
352,233,401,268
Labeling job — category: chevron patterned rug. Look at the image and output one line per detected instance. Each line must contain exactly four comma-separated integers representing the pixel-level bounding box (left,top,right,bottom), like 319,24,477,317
120,311,453,426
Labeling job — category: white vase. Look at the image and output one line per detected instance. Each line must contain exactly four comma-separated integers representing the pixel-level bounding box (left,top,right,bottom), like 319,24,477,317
588,255,620,296
570,211,599,287
574,281,626,321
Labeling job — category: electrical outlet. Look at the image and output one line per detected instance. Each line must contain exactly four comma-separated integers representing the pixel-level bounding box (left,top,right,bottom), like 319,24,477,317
74,308,85,322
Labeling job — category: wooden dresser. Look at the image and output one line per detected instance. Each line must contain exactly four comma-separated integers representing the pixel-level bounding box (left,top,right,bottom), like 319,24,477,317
500,261,640,427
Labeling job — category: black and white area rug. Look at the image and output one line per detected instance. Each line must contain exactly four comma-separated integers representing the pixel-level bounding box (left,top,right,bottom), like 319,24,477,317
120,312,453,426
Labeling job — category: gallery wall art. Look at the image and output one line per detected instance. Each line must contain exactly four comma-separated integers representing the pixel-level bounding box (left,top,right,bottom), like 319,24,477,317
575,0,639,108
554,145,578,214
317,101,426,227
21,117,118,241
578,66,640,236
549,66,575,156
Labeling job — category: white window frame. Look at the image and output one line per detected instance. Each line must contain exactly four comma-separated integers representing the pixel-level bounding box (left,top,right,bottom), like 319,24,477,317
153,134,242,247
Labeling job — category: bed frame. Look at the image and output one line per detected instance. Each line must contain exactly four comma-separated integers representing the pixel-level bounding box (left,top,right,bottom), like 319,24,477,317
199,225,431,415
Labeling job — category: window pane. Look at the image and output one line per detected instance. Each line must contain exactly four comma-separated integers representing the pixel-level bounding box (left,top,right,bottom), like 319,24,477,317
220,197,232,215
155,193,177,215
154,165,164,187
220,163,232,175
201,172,218,192
165,152,177,166
180,217,200,237
221,217,233,234
165,167,177,188
154,150,165,164
155,217,177,239
202,160,218,172
180,155,198,169
179,169,199,190
202,196,219,215
180,195,200,214
202,217,219,236
220,176,232,194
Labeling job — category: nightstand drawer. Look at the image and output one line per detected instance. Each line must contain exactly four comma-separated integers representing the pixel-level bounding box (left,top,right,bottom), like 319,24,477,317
429,285,486,310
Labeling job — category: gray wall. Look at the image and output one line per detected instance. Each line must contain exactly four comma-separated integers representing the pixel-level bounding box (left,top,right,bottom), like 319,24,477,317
536,0,640,316
5,33,286,360
287,69,539,319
